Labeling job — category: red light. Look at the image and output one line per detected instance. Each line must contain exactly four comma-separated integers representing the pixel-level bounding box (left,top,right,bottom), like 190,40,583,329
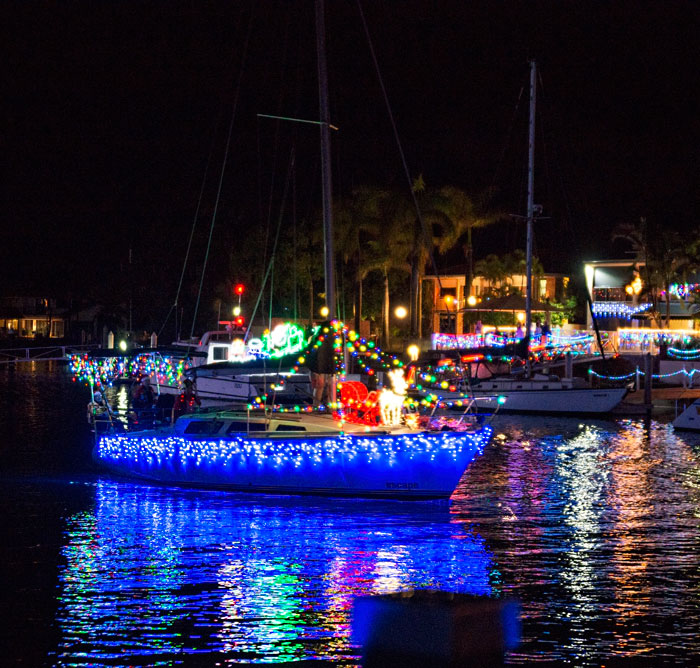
234,316,245,327
234,284,245,295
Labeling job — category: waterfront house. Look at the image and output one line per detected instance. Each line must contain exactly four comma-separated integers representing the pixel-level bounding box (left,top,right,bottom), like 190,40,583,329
0,296,67,339
423,270,570,335
584,260,700,331
0,296,112,343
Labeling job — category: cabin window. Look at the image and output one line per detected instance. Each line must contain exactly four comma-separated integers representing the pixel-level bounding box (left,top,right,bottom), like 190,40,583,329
226,421,267,434
275,424,307,432
212,347,229,361
184,420,224,435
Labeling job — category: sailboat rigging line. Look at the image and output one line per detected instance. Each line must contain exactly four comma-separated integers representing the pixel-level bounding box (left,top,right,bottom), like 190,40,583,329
536,70,575,240
244,149,296,342
158,122,217,341
293,167,298,321
587,295,607,362
488,86,525,198
257,113,339,130
268,255,274,330
162,45,245,341
355,0,445,297
259,16,292,324
189,7,255,340
525,60,537,378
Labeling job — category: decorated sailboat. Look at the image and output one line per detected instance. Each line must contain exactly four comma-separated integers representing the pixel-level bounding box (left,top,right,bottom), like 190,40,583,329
88,320,494,499
82,2,494,499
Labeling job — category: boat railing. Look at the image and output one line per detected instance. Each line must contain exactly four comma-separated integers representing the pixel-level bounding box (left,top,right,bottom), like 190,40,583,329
88,405,176,435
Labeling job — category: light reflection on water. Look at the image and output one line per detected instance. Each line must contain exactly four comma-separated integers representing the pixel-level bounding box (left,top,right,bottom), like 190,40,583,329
451,416,700,665
5,365,700,665
52,483,494,666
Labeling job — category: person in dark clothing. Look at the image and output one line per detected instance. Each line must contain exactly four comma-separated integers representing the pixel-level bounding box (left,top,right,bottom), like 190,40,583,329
131,376,156,425
155,392,176,424
172,379,201,422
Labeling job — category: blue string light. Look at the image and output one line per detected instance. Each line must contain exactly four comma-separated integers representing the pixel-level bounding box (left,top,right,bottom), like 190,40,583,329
588,368,700,381
591,302,652,319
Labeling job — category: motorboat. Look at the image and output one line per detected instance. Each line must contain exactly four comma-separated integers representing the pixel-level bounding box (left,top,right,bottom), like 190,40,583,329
70,322,316,406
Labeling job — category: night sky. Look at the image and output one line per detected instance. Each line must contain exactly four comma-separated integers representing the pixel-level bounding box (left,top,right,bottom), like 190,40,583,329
4,1,699,306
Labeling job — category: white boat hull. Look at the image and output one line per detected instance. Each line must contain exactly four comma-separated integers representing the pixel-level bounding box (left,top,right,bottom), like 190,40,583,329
93,415,492,500
673,399,700,431
427,382,627,414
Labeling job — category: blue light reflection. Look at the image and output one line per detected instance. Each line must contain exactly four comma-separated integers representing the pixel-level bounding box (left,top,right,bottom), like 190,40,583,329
52,481,494,665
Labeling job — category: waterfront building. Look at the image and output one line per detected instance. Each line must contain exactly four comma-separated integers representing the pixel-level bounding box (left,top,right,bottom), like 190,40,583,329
584,259,700,331
423,270,569,335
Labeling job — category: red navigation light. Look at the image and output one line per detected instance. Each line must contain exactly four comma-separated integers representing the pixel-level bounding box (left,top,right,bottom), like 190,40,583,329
234,316,245,327
234,284,245,295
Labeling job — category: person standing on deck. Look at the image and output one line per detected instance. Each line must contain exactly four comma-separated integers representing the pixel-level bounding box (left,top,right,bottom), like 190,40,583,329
172,379,201,422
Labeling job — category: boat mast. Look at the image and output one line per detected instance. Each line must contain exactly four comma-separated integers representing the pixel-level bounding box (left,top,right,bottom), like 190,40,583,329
316,0,336,319
525,60,537,377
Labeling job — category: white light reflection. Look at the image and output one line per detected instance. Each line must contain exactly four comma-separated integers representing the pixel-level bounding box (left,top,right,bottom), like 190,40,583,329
556,425,608,613
371,548,411,594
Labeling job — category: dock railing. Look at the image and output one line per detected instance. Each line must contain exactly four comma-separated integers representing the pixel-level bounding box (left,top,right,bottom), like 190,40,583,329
0,343,100,364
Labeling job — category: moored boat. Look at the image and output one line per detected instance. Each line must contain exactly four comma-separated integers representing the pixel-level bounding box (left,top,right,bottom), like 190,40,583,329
673,398,700,431
413,62,627,416
422,376,627,414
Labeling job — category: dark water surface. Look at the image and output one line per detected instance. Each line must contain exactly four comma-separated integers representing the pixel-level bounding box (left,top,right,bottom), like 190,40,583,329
3,363,700,666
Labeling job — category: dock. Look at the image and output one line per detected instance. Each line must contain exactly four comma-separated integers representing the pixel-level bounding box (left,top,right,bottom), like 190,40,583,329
0,344,97,364
614,386,700,417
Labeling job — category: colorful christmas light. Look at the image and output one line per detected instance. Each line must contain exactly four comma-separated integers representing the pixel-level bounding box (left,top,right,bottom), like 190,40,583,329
591,302,652,319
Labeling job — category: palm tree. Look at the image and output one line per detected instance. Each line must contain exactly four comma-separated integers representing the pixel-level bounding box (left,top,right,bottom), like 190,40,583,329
360,191,413,348
407,176,455,338
612,217,686,327
334,186,386,334
474,250,544,298
338,181,445,344
502,249,544,296
334,185,415,347
434,186,506,305
473,254,507,296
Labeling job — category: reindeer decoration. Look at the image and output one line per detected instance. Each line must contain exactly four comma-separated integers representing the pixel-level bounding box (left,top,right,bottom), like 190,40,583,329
379,368,408,426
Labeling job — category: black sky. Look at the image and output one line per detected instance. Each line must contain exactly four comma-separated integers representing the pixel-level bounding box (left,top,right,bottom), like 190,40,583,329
3,1,699,300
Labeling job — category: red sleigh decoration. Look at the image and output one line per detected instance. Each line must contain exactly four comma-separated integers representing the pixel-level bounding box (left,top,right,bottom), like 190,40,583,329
335,381,381,425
